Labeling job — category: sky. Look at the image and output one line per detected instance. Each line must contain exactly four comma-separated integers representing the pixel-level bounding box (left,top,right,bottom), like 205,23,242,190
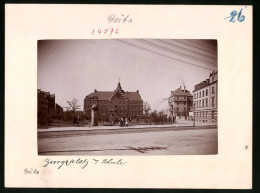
38,39,217,111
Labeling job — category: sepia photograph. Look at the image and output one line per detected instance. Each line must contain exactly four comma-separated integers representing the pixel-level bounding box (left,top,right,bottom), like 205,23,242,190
37,39,218,155
5,3,252,188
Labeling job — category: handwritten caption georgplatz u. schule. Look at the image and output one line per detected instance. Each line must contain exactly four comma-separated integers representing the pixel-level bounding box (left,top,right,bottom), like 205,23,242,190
42,158,127,169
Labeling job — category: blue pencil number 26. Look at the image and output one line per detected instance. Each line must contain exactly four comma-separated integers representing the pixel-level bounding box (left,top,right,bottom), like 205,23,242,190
225,8,245,22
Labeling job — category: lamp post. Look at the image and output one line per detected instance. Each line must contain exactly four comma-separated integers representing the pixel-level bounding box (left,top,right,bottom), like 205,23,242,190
193,105,195,127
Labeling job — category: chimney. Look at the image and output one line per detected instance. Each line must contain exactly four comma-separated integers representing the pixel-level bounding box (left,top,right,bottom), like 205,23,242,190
94,89,97,92
184,86,186,92
180,86,182,90
137,90,139,93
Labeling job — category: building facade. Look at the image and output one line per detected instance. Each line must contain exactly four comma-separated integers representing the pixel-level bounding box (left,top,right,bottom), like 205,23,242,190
38,90,49,119
84,82,143,119
55,103,64,115
37,89,63,124
168,86,193,119
193,71,218,122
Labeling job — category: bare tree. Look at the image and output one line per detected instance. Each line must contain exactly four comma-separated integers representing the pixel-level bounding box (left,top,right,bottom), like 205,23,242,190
143,101,151,123
66,98,81,116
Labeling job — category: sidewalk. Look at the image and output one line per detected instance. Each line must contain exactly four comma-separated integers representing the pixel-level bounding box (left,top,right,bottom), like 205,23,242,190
37,120,217,133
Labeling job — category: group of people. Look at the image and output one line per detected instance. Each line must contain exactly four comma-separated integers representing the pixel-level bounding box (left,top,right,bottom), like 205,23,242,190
73,115,81,124
119,117,130,127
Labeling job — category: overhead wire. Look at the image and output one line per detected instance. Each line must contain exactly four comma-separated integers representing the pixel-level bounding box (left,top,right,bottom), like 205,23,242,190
155,39,217,60
186,40,217,51
114,39,216,71
103,40,213,78
135,39,217,66
173,40,217,54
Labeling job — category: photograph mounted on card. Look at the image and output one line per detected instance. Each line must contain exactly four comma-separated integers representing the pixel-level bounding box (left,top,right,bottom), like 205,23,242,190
37,39,218,156
5,4,252,189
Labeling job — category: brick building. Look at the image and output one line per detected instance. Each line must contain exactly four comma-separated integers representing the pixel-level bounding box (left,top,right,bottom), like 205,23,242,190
168,86,193,119
84,82,143,119
37,90,49,119
37,89,63,124
55,103,64,115
193,71,218,122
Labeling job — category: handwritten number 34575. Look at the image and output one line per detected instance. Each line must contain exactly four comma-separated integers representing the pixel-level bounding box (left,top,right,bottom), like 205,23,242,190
225,8,245,22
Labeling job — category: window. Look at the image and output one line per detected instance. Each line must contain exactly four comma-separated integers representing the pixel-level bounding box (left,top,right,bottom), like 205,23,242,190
199,92,201,98
212,87,215,94
177,107,179,111
194,102,196,109
203,91,204,97
202,100,204,108
206,99,208,107
206,89,208,96
212,97,215,107
184,102,186,105
199,100,201,108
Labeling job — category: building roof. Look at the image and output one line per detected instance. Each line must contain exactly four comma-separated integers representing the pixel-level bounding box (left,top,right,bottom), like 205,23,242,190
194,70,218,91
209,70,218,77
171,88,193,97
86,91,142,101
37,89,55,98
85,82,143,101
87,91,114,100
125,92,142,100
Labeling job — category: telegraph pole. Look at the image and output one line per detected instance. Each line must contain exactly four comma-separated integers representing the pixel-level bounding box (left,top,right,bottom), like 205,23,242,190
193,106,195,127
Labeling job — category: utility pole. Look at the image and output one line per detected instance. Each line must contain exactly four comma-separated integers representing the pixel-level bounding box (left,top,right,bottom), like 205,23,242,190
193,105,195,127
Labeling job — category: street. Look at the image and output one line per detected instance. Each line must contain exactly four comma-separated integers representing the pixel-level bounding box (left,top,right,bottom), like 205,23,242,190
38,125,217,155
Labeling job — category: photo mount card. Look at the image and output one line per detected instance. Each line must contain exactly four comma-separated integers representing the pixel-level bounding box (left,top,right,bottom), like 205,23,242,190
5,4,252,189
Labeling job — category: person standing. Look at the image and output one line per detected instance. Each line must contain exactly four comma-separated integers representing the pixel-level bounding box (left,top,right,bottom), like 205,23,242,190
125,117,128,127
77,114,80,125
120,117,124,127
123,116,125,126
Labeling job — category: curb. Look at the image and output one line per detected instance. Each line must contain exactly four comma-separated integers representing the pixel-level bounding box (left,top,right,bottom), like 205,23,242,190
37,124,217,133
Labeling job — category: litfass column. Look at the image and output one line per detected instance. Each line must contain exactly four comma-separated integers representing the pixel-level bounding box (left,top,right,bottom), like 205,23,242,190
91,104,99,126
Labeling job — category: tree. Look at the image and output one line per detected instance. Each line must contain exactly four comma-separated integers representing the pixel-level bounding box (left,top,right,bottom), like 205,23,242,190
143,101,151,123
158,110,165,123
150,110,158,124
66,98,81,116
63,108,72,121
